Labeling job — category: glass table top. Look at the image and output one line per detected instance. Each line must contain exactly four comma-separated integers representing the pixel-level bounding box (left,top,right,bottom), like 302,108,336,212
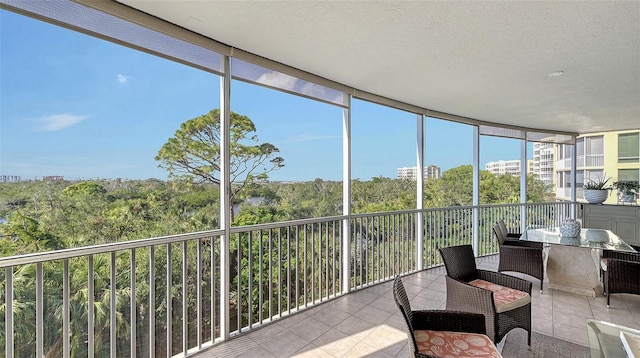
586,319,640,358
521,227,637,252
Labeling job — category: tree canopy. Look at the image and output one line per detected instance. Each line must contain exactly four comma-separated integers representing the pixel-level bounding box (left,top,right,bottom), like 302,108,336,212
155,109,285,200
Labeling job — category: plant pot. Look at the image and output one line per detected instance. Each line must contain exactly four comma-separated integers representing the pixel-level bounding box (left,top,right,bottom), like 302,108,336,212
584,189,608,204
620,192,636,203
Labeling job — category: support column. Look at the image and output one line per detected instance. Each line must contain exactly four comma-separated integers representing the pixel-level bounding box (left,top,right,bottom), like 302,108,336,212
416,115,425,269
570,144,577,219
342,94,352,294
219,55,231,340
472,126,480,256
520,139,528,232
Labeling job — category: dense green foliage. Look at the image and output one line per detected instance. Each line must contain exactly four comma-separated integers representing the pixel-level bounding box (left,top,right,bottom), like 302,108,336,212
0,167,552,253
1,179,220,249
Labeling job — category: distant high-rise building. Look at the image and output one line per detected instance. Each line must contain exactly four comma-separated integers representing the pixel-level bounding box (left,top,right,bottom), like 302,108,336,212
0,175,21,182
485,160,521,176
396,165,441,180
425,165,441,179
43,176,64,181
485,146,553,184
532,142,555,187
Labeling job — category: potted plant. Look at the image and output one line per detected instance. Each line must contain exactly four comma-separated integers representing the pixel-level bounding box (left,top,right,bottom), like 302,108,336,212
612,180,640,203
583,176,611,204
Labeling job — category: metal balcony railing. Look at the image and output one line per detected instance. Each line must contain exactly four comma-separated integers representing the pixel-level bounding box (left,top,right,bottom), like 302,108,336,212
557,158,572,170
575,154,605,168
584,154,605,167
0,202,572,357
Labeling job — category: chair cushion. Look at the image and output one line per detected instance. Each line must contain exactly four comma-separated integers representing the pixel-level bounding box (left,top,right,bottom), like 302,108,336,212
470,279,531,313
414,330,502,357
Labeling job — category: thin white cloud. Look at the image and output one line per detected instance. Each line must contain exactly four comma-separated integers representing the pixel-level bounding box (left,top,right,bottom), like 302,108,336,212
35,114,90,132
117,74,130,84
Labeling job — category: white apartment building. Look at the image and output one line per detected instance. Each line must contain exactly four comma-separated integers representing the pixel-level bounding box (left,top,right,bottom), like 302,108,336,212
396,165,441,180
483,144,554,186
0,175,21,182
485,160,521,176
532,142,555,187
556,130,640,204
425,165,441,179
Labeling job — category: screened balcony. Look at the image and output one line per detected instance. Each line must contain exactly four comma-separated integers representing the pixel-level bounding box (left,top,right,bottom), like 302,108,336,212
1,1,639,357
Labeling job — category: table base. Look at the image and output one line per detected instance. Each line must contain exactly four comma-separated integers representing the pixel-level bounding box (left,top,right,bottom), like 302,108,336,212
546,245,602,297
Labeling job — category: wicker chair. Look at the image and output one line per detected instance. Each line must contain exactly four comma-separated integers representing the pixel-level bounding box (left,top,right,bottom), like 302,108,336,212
497,219,521,240
392,276,501,358
438,244,532,346
601,246,640,308
493,223,545,293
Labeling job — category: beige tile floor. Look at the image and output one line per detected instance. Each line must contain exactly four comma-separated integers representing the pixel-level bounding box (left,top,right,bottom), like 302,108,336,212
194,255,640,358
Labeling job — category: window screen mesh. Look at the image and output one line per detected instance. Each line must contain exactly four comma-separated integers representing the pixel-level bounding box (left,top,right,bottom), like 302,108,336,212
618,132,640,163
527,131,574,144
618,169,639,182
587,136,604,155
585,170,604,183
231,58,346,107
1,0,223,74
479,125,525,139
576,170,585,187
479,125,575,144
575,138,585,156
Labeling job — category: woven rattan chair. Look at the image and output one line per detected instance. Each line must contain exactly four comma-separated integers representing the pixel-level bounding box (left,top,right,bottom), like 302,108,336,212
601,246,640,308
438,244,532,346
497,219,521,240
393,276,502,358
493,223,545,293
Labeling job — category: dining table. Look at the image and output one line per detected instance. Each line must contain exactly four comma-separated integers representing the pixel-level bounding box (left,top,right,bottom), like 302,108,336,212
520,226,637,297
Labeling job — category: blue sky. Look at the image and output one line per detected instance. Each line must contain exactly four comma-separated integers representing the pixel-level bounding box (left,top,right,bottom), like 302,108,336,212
1,10,525,182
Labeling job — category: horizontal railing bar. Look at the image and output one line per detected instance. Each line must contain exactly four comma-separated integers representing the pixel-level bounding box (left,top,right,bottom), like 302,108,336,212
351,209,420,218
230,215,346,231
0,229,224,268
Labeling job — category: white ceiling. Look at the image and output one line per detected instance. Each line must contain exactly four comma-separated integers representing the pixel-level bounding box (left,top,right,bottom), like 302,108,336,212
120,1,640,135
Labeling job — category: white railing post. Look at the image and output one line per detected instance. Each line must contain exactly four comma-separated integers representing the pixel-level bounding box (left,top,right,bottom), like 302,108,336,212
64,259,71,358
130,251,137,358
149,247,155,358
36,263,44,358
5,267,13,358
